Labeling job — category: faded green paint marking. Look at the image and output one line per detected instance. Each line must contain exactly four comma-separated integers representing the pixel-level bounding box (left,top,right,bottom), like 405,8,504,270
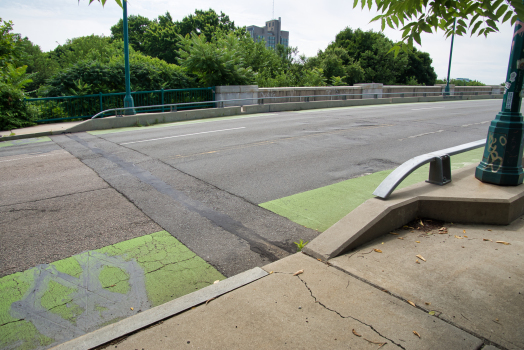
52,256,83,278
260,148,484,232
0,270,54,350
88,113,277,135
0,320,54,350
40,280,83,324
0,136,52,148
99,266,131,294
99,231,225,306
94,304,108,317
0,230,225,350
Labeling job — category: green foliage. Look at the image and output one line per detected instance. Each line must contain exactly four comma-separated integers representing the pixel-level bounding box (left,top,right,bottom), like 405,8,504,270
294,239,309,252
178,32,255,86
0,78,37,131
301,68,328,87
306,28,435,86
0,18,36,130
352,0,523,52
111,10,237,65
436,78,486,86
111,14,152,53
331,76,347,86
41,52,191,97
16,38,60,94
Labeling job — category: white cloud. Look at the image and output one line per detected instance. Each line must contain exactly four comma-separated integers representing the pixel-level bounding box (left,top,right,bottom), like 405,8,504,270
0,0,513,84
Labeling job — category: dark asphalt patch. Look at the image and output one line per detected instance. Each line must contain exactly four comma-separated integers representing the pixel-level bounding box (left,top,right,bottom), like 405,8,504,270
53,133,317,276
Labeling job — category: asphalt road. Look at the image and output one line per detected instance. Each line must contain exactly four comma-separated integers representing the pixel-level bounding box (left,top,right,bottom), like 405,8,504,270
97,99,499,203
0,99,500,278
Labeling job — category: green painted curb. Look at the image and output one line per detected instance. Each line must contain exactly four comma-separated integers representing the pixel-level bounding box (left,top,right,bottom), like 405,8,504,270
0,137,52,148
0,231,225,350
260,148,485,232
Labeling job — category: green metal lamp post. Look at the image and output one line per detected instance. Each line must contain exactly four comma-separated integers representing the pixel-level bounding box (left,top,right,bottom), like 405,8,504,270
444,19,456,96
475,20,524,185
122,0,135,115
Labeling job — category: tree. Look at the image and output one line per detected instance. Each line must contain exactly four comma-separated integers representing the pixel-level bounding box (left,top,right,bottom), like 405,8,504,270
40,51,192,97
110,14,152,53
353,0,524,52
177,32,255,87
306,27,435,86
0,18,36,130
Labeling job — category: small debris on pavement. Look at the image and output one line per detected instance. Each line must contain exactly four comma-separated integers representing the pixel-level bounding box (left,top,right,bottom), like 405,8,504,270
415,241,420,243
483,238,493,242
416,254,426,262
213,280,220,284
269,271,274,274
130,307,134,311
293,269,304,276
496,241,511,245
205,297,215,305
397,237,404,240
352,329,362,337
429,311,435,315
408,300,416,307
363,338,386,347
487,229,492,231
389,232,398,235
374,249,382,253
416,260,420,264
454,235,464,239
463,230,466,234
413,331,421,338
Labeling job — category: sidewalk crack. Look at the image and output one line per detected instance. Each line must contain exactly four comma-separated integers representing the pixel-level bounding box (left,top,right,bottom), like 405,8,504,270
297,276,406,350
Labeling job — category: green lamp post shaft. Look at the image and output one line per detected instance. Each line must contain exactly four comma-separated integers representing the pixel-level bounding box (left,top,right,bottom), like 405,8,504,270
122,0,135,115
444,19,456,96
475,20,524,185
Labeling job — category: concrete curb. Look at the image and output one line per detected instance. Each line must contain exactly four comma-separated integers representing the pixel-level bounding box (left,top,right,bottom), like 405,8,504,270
303,163,524,261
0,95,502,142
0,130,65,142
50,267,268,350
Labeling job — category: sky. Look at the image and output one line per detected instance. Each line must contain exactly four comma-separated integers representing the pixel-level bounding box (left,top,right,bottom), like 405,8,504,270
0,0,515,85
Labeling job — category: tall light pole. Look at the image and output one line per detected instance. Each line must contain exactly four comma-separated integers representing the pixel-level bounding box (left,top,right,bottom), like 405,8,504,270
475,20,524,185
444,19,456,96
123,0,135,115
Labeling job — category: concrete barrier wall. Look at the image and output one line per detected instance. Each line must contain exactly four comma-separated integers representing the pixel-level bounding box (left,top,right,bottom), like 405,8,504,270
257,86,363,104
383,85,442,98
58,93,502,137
215,85,258,107
454,85,502,96
215,84,503,107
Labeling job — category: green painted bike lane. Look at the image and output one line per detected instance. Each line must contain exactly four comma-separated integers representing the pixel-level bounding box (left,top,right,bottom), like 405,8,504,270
260,148,484,233
0,231,225,350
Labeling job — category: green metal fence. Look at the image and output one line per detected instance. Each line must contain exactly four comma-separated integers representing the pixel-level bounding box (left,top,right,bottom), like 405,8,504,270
25,87,215,123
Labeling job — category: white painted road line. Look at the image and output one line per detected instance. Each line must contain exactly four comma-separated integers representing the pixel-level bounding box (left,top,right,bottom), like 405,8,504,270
119,127,247,145
398,130,445,141
411,107,445,111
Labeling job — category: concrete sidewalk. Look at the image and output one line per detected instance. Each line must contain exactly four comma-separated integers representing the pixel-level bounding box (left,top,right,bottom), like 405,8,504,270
54,164,523,350
0,120,84,139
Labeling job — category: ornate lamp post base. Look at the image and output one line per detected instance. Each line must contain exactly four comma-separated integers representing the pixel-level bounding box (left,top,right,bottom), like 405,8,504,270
475,20,524,186
475,112,524,185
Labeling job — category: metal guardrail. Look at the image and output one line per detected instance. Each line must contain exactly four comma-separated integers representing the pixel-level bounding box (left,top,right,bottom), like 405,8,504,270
25,87,214,123
91,90,500,119
373,139,486,199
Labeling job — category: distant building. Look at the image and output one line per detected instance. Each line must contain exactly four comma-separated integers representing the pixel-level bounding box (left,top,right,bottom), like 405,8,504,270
246,17,289,49
456,78,471,83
